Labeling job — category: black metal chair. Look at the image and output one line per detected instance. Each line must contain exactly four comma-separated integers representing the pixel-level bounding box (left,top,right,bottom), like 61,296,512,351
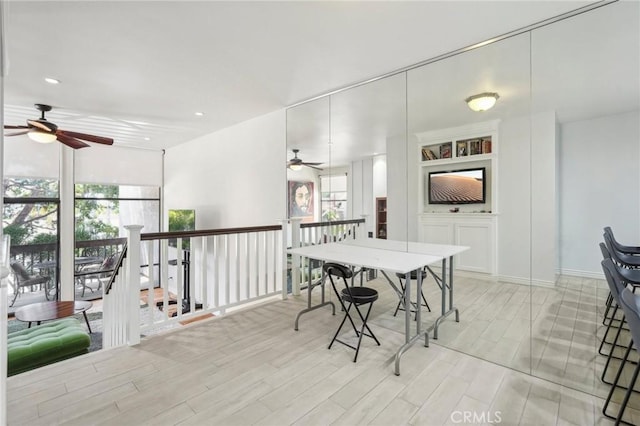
324,262,380,362
393,270,431,318
603,284,640,425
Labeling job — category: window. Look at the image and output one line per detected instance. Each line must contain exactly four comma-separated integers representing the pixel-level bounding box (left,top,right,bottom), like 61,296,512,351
320,174,347,221
74,184,160,300
3,178,60,308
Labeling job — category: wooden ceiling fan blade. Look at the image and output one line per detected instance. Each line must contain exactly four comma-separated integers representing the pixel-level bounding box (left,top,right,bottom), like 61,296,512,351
4,125,29,129
305,164,323,171
302,162,323,166
57,134,90,149
5,130,30,136
58,130,113,145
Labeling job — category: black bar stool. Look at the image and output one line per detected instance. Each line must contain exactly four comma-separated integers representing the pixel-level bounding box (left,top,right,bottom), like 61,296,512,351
603,283,640,425
600,258,640,386
324,262,380,362
393,269,431,318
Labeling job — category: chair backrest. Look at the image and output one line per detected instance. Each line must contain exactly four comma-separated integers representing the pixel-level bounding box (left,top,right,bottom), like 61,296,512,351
602,259,626,303
102,252,119,270
603,232,639,268
605,226,640,255
9,262,32,281
619,287,640,351
600,242,611,260
323,262,353,280
323,262,355,299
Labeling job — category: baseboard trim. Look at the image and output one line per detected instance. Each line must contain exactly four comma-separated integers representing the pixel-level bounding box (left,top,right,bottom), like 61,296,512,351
496,274,556,288
558,268,604,280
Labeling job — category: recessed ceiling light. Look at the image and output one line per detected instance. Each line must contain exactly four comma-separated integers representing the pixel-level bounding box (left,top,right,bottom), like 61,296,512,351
195,112,204,117
143,137,151,141
44,77,60,85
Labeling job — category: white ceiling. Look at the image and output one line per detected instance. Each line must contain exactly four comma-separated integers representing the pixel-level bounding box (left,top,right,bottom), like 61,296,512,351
2,1,598,151
287,1,640,167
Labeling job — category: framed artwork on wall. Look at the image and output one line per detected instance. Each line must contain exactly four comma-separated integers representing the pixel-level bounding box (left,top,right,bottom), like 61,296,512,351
288,181,314,223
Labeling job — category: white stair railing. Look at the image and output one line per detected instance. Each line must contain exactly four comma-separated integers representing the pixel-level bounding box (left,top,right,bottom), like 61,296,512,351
1,235,12,426
289,218,366,295
102,224,286,346
101,225,142,349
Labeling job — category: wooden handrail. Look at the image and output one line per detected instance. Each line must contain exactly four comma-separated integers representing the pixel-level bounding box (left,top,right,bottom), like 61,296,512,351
141,224,282,241
104,243,128,295
300,218,365,228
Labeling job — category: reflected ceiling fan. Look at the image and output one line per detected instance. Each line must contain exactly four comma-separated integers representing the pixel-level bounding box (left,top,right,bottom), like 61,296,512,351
4,103,114,149
287,149,323,171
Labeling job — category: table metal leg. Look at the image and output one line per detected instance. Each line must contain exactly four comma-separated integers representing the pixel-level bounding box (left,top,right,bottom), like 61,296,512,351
83,311,93,333
393,268,431,376
294,258,335,331
429,255,459,340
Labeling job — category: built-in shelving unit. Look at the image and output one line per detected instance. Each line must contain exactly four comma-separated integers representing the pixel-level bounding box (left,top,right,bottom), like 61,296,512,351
415,120,499,275
376,197,387,239
417,120,499,215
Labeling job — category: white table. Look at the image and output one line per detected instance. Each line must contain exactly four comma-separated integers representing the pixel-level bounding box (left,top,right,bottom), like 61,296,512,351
288,238,468,375
342,238,468,339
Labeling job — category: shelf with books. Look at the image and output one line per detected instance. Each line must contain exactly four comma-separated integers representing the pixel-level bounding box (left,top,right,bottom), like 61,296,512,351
416,120,499,215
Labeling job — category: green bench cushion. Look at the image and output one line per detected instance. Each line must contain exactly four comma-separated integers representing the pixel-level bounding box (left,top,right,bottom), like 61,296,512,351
8,317,91,376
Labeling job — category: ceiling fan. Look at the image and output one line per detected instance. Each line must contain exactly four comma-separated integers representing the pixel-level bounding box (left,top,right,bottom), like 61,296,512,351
287,149,323,171
4,103,114,149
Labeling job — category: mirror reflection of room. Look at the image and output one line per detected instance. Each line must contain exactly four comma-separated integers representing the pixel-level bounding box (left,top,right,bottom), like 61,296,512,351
285,0,640,415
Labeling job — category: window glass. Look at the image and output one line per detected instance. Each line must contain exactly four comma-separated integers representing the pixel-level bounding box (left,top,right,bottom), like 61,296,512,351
4,177,59,198
320,175,347,221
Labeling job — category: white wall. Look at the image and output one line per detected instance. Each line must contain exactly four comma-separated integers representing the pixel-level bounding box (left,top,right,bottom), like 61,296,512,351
372,155,387,199
387,134,408,241
497,115,532,283
559,110,640,276
349,157,383,235
164,109,286,229
531,111,558,284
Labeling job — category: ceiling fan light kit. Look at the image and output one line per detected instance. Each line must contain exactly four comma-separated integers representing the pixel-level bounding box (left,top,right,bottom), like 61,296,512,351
28,130,57,143
287,148,323,171
4,103,115,149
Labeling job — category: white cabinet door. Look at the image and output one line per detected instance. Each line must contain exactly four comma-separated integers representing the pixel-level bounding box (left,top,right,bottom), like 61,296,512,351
455,222,493,273
419,221,453,245
419,214,496,274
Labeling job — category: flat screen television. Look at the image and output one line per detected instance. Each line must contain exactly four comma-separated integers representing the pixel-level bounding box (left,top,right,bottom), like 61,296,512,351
428,167,486,204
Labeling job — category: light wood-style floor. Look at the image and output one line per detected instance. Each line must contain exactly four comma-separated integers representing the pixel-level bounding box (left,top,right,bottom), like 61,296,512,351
7,274,640,425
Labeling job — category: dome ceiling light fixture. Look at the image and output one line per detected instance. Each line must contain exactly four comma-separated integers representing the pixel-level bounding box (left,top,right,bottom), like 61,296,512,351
465,92,500,112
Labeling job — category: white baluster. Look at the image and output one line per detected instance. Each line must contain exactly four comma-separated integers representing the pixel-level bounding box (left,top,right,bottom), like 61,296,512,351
291,218,301,296
161,239,169,320
125,225,143,346
200,236,208,310
176,238,183,320
146,240,155,328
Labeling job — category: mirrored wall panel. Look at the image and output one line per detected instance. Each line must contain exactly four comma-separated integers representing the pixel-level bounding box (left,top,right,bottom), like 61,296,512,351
329,73,407,242
285,3,640,406
286,97,330,224
406,33,532,374
530,0,640,406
